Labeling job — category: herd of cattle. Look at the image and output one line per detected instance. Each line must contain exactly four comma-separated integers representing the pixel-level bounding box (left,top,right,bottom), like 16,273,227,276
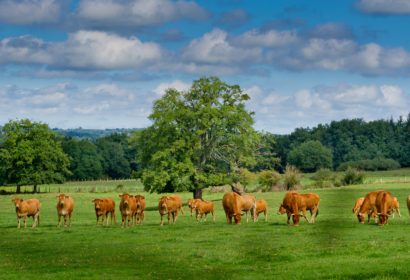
9,190,410,228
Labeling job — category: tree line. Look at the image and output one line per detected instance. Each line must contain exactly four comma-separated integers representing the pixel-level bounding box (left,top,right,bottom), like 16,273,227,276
0,77,409,195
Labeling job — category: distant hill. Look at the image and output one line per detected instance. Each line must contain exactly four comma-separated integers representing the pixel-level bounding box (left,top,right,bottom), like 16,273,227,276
53,128,143,140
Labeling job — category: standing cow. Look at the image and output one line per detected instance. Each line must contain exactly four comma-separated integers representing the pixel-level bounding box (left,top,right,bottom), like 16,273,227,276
253,199,268,222
56,194,74,227
134,195,146,224
390,197,401,218
278,192,320,224
192,199,215,222
278,192,302,226
11,198,41,228
92,198,115,226
352,197,365,215
222,192,256,224
187,198,201,217
119,194,137,227
158,195,183,226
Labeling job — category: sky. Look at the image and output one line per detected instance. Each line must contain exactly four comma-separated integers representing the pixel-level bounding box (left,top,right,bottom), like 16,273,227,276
0,0,409,134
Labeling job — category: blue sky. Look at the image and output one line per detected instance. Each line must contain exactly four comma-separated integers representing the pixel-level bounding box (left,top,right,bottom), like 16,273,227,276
0,0,409,134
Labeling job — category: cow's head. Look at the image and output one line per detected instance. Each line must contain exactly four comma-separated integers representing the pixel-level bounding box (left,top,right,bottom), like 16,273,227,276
159,197,169,214
120,194,132,208
357,212,365,224
11,198,23,209
135,195,144,209
92,199,102,210
57,194,69,207
277,204,287,215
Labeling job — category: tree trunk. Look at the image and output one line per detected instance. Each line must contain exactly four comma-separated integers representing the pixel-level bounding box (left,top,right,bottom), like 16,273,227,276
193,189,203,199
16,185,21,194
33,185,37,194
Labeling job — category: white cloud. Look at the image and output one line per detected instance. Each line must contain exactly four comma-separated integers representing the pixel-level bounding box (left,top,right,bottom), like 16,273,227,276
153,80,191,97
295,90,313,108
182,28,262,64
76,0,210,28
0,0,66,24
234,29,298,47
379,85,407,107
357,0,410,14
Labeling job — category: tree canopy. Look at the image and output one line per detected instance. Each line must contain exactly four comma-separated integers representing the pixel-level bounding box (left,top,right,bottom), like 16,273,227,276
137,76,260,197
0,119,70,193
287,140,333,172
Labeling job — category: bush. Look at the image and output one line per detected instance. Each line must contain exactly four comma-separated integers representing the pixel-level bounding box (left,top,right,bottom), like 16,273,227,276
311,168,338,188
341,168,365,185
284,165,301,190
257,170,281,191
337,158,400,171
238,168,257,191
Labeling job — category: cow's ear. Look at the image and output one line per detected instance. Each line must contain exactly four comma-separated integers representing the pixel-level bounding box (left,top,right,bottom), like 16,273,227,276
65,195,70,199
141,196,145,199
119,194,123,198
11,198,15,203
92,199,96,203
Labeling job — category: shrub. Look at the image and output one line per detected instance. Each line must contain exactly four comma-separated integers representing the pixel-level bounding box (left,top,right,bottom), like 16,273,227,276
341,168,365,185
284,165,301,190
337,158,400,171
116,184,125,192
311,168,337,188
238,168,257,191
257,170,281,191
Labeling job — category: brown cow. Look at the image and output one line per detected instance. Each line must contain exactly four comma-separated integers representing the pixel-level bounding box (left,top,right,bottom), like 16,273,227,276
239,194,257,223
352,197,365,215
187,198,201,217
92,198,115,226
253,199,268,222
119,193,137,227
278,192,301,226
300,193,320,223
56,194,74,227
375,191,394,225
389,197,401,218
357,190,383,224
407,195,410,216
134,195,146,224
158,195,183,226
222,192,256,224
192,199,215,222
278,192,320,224
11,198,41,228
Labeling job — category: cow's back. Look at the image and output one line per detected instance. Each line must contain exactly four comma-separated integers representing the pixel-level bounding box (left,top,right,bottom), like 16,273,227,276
301,193,320,208
25,199,41,213
239,194,256,211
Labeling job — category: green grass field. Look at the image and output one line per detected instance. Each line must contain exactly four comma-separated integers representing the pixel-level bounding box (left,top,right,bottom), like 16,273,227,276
1,181,410,279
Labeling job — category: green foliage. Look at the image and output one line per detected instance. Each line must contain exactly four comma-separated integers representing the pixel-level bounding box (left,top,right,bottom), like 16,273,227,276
341,167,365,185
283,165,301,190
288,140,333,172
257,170,281,191
238,168,256,188
0,119,70,190
337,158,401,171
311,168,341,188
253,132,281,171
96,136,131,179
138,77,259,194
62,138,103,180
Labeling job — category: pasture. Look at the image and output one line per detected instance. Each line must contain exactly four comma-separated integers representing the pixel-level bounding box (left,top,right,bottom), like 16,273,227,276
1,181,410,279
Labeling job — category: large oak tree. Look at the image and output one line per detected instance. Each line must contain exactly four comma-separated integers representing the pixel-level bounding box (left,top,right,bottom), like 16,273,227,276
137,77,259,198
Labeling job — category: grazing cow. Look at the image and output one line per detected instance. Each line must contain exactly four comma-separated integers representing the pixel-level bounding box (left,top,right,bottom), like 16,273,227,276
277,192,320,224
253,199,268,222
389,197,401,218
357,190,383,224
92,198,115,226
119,194,137,227
407,195,410,216
192,199,215,222
134,195,146,224
222,192,256,224
158,195,183,226
375,191,394,225
352,197,365,215
11,198,41,228
56,194,74,227
187,198,201,217
278,192,302,226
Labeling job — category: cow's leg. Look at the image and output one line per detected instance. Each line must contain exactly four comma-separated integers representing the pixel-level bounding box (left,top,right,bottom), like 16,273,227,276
167,212,171,224
113,211,116,224
287,213,291,224
17,216,20,229
69,213,72,227
32,213,38,228
174,212,179,223
245,211,249,223
310,208,316,223
57,214,61,227
64,215,68,227
225,213,231,224
160,214,164,226
23,216,27,228
397,208,401,218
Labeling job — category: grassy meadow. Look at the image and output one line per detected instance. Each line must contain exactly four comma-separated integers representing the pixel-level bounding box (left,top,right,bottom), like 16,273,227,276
1,177,410,279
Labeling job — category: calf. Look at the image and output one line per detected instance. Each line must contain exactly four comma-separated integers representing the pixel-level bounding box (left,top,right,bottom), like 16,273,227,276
253,199,268,222
357,190,383,224
192,199,215,222
389,197,401,218
300,193,320,223
158,195,183,226
239,194,257,223
187,198,201,217
11,198,41,228
119,194,137,227
134,195,146,224
92,198,115,226
56,194,74,227
278,192,320,224
375,191,394,225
